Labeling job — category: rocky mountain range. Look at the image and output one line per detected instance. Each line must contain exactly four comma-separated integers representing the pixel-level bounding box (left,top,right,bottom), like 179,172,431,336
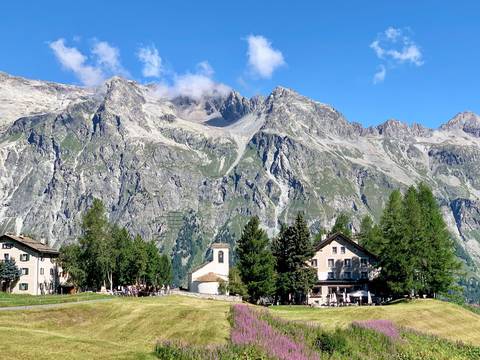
1,72,480,285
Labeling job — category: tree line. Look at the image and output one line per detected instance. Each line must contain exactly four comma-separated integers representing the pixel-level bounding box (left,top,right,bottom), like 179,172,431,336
59,199,173,292
358,183,460,298
230,183,460,304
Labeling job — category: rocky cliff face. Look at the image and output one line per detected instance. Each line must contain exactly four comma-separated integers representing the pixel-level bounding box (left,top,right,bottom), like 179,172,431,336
1,72,480,284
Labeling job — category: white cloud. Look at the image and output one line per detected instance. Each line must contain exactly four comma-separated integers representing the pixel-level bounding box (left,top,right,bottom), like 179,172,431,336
137,45,162,78
92,40,129,76
373,65,386,84
50,38,129,86
154,61,230,100
385,27,401,41
49,38,105,86
370,27,423,66
370,27,423,84
246,35,285,78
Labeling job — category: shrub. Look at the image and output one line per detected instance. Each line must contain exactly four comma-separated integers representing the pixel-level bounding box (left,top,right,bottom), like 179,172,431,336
352,319,400,341
314,331,347,355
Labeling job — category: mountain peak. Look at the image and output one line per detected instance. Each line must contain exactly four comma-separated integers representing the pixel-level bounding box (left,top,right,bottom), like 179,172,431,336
441,111,480,137
270,86,299,98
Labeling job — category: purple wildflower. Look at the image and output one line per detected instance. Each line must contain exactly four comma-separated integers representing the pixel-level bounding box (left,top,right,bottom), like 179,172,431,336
352,319,400,340
231,304,319,360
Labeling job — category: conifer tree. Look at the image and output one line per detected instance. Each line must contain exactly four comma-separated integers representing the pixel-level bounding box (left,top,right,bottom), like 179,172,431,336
145,240,162,287
379,189,408,295
236,216,276,303
273,213,317,304
158,254,173,286
358,215,383,254
0,260,21,292
79,198,112,290
417,183,460,296
330,212,352,237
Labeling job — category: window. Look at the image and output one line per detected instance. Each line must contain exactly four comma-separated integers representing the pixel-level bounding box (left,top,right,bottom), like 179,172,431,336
19,283,28,291
218,250,224,264
340,246,345,254
343,272,352,279
332,246,337,254
328,272,334,279
328,259,334,268
361,258,368,267
361,272,368,279
21,268,29,275
50,268,54,276
4,253,9,260
20,254,30,262
2,243,12,249
40,257,44,262
344,259,351,267
40,268,44,275
311,259,318,267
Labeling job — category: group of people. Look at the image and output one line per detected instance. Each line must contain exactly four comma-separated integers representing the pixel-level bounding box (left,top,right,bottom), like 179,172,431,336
113,284,171,297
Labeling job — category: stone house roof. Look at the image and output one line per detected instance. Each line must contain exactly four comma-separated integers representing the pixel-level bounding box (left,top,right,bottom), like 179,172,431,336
0,233,59,256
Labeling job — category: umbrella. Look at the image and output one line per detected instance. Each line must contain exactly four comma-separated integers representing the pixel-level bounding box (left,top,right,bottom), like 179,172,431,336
350,290,369,297
367,291,373,305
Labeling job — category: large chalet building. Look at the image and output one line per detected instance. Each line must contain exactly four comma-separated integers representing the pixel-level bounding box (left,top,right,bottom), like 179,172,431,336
308,232,379,305
0,233,61,295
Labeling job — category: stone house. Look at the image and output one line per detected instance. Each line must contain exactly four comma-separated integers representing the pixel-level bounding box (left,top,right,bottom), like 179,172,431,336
0,233,61,295
308,232,379,305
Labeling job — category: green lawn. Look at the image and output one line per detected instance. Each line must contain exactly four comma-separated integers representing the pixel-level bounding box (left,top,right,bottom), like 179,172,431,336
270,299,480,346
0,295,231,359
0,292,110,307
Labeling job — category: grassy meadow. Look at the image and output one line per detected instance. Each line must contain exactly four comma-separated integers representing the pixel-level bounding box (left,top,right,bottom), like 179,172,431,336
0,295,479,359
0,295,230,359
270,299,480,346
0,292,110,307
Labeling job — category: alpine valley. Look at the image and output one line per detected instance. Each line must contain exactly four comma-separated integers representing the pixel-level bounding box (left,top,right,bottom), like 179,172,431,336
1,72,480,289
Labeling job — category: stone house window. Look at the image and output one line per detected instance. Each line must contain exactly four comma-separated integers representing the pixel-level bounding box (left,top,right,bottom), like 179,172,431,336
340,247,345,254
20,254,30,262
332,246,337,254
311,259,318,267
19,283,28,291
328,259,334,268
21,268,29,275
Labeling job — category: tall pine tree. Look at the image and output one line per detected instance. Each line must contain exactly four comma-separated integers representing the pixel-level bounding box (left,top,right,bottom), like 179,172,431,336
379,189,409,296
417,183,460,296
236,216,276,303
273,213,317,304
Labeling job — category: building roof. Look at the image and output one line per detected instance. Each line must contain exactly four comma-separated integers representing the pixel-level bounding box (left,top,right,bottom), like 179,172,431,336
0,233,59,256
195,272,224,283
210,243,230,249
314,232,378,259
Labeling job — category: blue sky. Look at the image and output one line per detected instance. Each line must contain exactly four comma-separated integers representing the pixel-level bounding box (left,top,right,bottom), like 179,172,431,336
1,1,479,128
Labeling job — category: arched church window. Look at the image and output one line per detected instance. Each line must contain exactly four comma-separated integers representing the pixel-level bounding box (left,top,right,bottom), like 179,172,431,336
218,250,224,263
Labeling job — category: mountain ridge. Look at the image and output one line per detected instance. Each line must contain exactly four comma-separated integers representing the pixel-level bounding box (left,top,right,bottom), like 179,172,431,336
1,72,480,286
